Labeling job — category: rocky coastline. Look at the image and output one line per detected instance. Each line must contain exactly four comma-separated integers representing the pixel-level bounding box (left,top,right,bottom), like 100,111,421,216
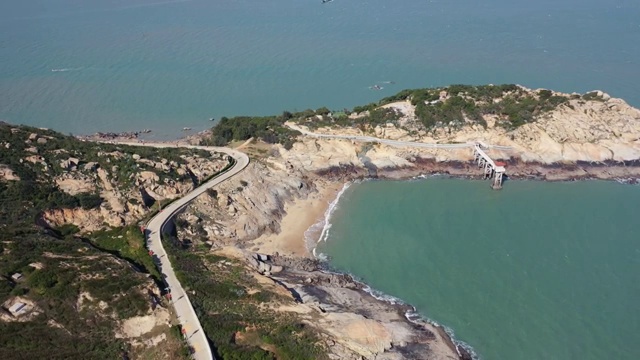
78,129,152,141
258,159,640,360
200,152,640,358
175,93,640,358
315,157,640,184
57,86,639,359
241,251,474,360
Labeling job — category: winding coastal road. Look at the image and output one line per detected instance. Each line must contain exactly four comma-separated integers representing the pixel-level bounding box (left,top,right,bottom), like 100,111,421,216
147,144,248,360
103,127,506,359
286,123,514,151
110,141,249,360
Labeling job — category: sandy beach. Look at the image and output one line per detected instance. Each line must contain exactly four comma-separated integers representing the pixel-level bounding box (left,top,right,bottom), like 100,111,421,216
249,181,343,257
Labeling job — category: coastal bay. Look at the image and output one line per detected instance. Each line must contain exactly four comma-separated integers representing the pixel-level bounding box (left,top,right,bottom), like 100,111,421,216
2,0,640,358
317,179,640,359
171,86,640,358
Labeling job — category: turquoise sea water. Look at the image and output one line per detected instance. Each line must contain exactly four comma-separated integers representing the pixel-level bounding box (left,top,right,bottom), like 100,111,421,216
318,179,640,359
3,2,640,358
1,0,640,137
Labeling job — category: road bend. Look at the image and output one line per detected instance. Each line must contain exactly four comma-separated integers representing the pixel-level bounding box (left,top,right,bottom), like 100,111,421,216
98,127,506,358
105,141,249,360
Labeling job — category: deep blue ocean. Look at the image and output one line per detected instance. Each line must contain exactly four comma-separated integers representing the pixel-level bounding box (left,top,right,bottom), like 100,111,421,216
1,0,639,137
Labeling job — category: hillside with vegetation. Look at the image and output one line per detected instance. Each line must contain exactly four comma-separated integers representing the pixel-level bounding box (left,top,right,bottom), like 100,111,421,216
162,232,327,360
0,122,334,360
0,123,230,359
203,84,605,147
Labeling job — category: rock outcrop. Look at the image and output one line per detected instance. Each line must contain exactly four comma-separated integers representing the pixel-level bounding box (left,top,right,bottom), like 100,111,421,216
282,89,640,169
220,250,461,360
0,164,19,181
177,161,315,245
32,144,229,232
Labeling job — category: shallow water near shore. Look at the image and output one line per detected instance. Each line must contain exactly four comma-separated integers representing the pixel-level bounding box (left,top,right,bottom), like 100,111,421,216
1,0,640,137
317,179,640,359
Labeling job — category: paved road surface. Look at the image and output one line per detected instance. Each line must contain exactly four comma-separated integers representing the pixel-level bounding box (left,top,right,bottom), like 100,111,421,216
286,123,514,151
111,141,249,360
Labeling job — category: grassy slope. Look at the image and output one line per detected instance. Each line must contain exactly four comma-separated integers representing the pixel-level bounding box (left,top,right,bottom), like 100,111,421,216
0,124,191,359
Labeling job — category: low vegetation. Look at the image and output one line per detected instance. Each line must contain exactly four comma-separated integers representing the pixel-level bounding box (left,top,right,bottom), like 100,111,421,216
163,233,327,360
0,233,152,359
89,225,161,281
0,124,198,359
203,115,301,150
205,84,575,147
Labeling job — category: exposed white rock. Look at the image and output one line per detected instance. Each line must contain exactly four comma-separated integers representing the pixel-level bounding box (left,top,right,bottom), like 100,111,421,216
60,157,80,170
0,164,20,181
56,177,95,195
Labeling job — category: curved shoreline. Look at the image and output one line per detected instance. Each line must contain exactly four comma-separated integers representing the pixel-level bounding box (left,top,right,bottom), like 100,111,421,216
302,160,640,360
309,181,352,258
308,177,477,360
94,135,640,360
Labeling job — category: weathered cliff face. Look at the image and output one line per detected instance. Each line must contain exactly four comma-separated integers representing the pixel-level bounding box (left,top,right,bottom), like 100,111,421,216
43,207,122,232
166,88,640,360
177,161,316,245
507,96,640,162
285,89,640,167
40,150,228,232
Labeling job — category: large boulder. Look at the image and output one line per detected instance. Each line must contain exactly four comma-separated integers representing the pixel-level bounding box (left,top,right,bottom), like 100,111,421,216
83,162,99,171
60,157,81,171
138,171,159,183
0,165,19,181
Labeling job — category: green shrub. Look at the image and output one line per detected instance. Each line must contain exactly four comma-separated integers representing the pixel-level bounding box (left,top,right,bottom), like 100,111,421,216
582,91,605,102
55,224,80,237
163,233,327,360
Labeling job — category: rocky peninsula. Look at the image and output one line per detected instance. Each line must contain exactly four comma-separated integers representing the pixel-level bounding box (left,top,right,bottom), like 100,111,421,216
172,85,640,359
2,84,639,360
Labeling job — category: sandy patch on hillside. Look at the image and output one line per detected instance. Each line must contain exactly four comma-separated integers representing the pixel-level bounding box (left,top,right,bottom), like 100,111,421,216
119,308,171,338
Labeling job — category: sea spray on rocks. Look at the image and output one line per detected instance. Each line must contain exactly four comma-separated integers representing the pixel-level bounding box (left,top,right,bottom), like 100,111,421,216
319,259,480,360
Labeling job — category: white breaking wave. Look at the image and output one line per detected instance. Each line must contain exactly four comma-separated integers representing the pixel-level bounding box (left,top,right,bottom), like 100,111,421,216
314,252,329,262
362,284,405,305
363,283,480,360
308,181,352,258
51,67,83,72
119,0,193,11
317,181,351,243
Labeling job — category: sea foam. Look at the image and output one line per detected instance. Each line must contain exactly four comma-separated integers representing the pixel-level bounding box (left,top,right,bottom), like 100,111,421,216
307,181,352,257
308,177,481,359
329,267,481,360
51,67,83,72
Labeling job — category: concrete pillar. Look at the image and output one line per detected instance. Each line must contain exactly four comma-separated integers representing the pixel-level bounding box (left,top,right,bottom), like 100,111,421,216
492,171,504,190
